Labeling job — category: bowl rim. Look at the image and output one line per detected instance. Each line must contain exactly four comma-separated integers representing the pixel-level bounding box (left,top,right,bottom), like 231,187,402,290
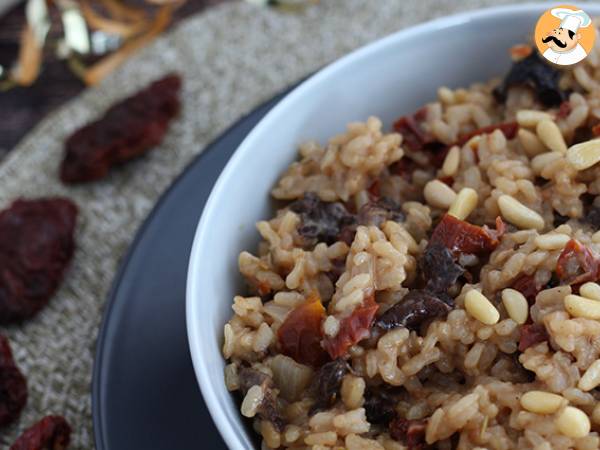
186,3,590,449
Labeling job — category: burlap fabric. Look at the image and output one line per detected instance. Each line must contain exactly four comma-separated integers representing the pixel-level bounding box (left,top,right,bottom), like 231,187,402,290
0,0,541,447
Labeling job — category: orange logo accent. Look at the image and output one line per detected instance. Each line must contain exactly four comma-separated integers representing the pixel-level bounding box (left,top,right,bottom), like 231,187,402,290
534,5,595,66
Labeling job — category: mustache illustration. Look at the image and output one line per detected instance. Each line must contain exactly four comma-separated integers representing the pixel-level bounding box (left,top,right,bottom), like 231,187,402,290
542,35,567,48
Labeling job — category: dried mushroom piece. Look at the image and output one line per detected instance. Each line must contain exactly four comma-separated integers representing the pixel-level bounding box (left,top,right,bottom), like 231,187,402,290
238,368,285,432
421,243,464,292
290,193,356,245
375,289,452,332
309,359,349,414
493,52,566,107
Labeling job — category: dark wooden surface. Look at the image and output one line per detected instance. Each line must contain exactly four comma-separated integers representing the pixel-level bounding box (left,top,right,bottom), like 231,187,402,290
0,0,227,159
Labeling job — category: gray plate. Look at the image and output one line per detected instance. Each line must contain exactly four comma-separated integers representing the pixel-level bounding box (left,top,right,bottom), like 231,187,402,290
92,89,289,450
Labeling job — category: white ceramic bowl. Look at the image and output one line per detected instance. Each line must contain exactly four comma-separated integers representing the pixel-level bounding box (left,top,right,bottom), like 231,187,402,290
187,4,600,448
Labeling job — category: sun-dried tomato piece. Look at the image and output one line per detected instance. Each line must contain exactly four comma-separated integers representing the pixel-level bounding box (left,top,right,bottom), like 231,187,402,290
429,214,505,257
376,289,452,332
557,101,572,119
393,112,433,152
556,239,600,285
511,274,542,304
389,417,428,450
277,292,328,367
493,53,566,107
309,359,349,414
0,198,77,324
509,44,533,61
518,323,549,352
390,157,420,181
9,415,71,450
0,335,27,428
60,74,181,184
322,294,379,360
393,109,448,168
456,122,518,146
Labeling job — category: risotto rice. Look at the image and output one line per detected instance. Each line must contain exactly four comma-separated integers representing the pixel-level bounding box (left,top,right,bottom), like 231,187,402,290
220,30,600,450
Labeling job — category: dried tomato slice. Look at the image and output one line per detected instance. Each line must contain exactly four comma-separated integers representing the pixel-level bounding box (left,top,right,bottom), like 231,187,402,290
60,74,181,183
0,335,27,428
277,292,328,367
9,415,71,450
0,198,77,324
456,122,518,146
511,274,542,304
518,323,549,352
393,109,448,168
557,101,572,119
390,157,420,181
389,417,428,450
393,111,433,152
429,214,505,257
556,239,600,285
322,294,379,360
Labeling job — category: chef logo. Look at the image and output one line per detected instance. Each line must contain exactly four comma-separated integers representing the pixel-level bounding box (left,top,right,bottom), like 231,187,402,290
535,5,595,66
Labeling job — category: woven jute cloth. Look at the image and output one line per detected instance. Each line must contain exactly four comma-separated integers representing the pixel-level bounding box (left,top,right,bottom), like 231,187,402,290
0,0,532,447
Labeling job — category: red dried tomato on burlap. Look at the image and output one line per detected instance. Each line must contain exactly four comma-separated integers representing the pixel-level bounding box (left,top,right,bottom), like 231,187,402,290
60,74,181,183
0,334,27,428
0,198,77,324
10,415,71,450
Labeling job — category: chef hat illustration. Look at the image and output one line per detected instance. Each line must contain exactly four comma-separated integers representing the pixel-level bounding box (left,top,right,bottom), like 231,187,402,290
551,8,592,33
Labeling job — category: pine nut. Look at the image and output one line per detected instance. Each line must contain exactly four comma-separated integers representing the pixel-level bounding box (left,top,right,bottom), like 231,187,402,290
442,145,460,176
531,152,561,176
464,290,499,325
534,233,570,250
555,406,591,438
536,120,567,154
580,282,600,301
593,403,600,425
520,391,565,414
448,188,478,220
566,139,600,170
241,385,264,418
564,294,600,320
578,360,600,391
438,86,455,104
497,195,545,231
424,180,457,209
516,110,552,127
501,288,529,324
518,128,546,157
